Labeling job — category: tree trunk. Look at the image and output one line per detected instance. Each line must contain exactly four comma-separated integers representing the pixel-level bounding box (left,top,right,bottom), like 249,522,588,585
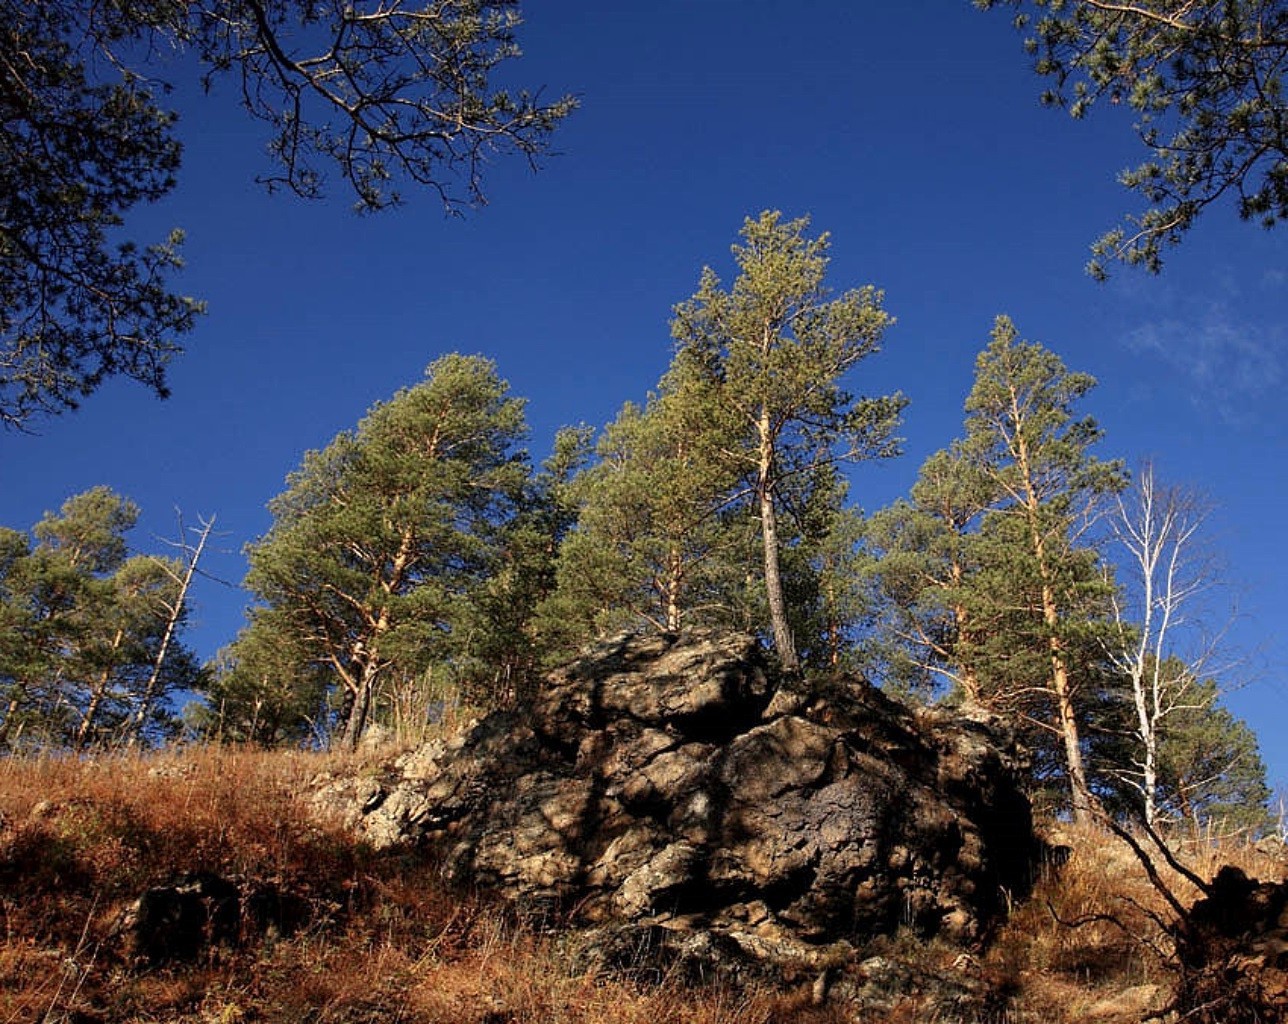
75,628,125,751
664,545,683,633
757,412,797,672
949,561,981,703
341,664,377,751
1048,625,1094,825
1017,429,1095,825
0,693,22,747
1129,665,1159,826
340,527,413,750
125,515,215,751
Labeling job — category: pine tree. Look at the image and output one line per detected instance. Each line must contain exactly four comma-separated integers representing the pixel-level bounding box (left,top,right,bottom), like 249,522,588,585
1155,677,1271,837
233,353,529,749
453,425,593,703
0,487,201,748
955,316,1124,823
860,445,1000,700
198,612,330,746
544,354,753,648
670,211,905,672
979,0,1288,275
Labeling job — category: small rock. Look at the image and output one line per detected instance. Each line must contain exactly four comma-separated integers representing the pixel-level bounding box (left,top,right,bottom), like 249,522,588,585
133,872,241,963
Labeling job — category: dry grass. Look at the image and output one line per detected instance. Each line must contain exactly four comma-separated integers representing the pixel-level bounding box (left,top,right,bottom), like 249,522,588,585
0,746,1281,1023
980,819,1286,1022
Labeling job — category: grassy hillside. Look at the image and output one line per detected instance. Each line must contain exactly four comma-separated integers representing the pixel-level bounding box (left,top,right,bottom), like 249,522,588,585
0,745,1280,1024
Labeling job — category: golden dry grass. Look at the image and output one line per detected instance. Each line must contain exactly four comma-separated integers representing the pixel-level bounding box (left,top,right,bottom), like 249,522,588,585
0,746,1281,1024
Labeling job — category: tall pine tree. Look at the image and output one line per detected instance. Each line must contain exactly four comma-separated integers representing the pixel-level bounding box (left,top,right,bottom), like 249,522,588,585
956,317,1124,823
670,211,905,672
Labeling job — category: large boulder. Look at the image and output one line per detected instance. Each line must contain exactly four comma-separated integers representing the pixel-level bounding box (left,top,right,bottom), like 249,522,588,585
315,631,1041,972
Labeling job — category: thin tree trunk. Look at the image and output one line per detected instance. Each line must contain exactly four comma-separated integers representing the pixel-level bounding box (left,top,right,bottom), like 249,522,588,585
1017,429,1094,825
949,560,981,703
75,628,124,751
665,545,683,633
1130,664,1159,826
757,411,797,672
1047,611,1094,825
0,693,23,747
124,515,215,751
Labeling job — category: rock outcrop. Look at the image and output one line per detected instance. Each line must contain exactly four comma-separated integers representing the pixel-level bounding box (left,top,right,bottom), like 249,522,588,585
316,630,1041,974
1170,865,1288,1023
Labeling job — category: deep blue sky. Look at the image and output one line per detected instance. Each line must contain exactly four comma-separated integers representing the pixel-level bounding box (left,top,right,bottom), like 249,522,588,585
2,3,1284,784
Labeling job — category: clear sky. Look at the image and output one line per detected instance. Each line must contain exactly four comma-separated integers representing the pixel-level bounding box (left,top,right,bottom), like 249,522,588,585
2,2,1284,785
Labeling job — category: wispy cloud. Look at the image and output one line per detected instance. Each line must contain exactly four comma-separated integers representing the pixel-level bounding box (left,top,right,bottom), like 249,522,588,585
1121,289,1284,424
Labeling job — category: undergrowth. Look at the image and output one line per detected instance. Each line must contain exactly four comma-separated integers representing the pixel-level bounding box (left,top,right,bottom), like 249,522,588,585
0,746,1281,1023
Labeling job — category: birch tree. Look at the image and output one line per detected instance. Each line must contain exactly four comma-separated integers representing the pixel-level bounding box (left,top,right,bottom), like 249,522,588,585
1105,462,1229,826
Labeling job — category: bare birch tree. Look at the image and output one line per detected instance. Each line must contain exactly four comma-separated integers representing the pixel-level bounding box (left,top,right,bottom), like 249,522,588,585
1105,462,1225,826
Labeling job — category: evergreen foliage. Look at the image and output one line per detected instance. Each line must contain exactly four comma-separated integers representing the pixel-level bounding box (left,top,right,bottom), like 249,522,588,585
979,0,1288,276
0,487,201,748
224,354,530,748
669,211,906,672
544,357,753,648
0,0,574,426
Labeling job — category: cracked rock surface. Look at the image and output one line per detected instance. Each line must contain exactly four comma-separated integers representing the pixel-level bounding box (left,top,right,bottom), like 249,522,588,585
314,630,1041,972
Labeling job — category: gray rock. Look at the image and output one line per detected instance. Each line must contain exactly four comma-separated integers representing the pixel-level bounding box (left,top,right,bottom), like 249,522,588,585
316,629,1042,983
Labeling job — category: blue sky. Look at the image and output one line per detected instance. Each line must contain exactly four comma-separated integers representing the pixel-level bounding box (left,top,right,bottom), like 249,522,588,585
2,2,1284,784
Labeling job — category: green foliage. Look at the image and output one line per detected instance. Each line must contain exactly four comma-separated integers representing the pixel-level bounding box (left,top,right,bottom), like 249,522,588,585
197,610,331,746
227,353,530,747
1155,677,1272,835
544,361,754,650
547,214,905,673
0,486,201,748
0,0,574,426
1095,667,1272,833
0,2,201,426
979,0,1288,275
452,424,594,702
956,319,1125,820
859,445,1001,699
861,317,1124,819
669,211,906,670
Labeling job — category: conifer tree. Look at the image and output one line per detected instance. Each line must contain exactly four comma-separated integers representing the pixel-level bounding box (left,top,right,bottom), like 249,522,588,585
670,211,905,672
0,487,200,748
453,425,594,701
2,0,574,426
979,0,1288,275
234,353,529,748
544,355,752,648
199,612,330,746
1154,676,1271,836
956,316,1124,823
860,445,1000,700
